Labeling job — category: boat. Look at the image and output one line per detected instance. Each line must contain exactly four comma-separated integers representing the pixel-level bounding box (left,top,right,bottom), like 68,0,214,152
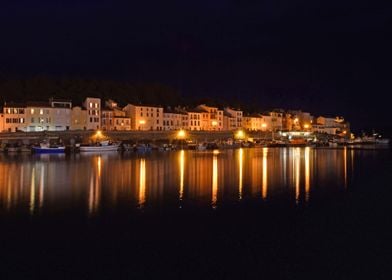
376,138,390,144
79,140,121,152
195,143,207,151
267,140,288,147
32,142,65,154
134,144,152,153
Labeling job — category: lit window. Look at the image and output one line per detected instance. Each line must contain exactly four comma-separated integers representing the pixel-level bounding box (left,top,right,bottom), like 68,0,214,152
31,109,34,114
89,102,93,108
40,109,43,115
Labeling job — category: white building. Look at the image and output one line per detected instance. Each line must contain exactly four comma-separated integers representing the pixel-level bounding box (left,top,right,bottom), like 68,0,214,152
83,97,101,130
163,108,186,130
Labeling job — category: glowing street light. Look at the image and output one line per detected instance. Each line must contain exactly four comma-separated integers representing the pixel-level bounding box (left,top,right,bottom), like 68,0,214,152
139,120,146,125
261,123,267,130
177,129,186,139
94,130,103,138
235,129,245,140
303,124,310,129
211,120,218,126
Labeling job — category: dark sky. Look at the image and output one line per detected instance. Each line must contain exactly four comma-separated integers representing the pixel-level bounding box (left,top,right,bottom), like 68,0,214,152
0,0,391,130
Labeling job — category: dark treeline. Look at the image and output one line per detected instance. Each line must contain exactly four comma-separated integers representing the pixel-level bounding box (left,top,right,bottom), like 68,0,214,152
0,76,183,108
0,76,260,112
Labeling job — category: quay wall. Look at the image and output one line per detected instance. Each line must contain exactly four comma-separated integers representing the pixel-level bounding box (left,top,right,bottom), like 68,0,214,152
0,130,275,144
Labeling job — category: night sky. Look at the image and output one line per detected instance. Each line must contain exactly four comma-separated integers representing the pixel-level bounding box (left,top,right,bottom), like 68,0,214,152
1,1,391,131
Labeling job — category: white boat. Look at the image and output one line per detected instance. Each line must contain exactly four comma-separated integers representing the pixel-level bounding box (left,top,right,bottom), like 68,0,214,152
79,141,121,152
376,138,390,144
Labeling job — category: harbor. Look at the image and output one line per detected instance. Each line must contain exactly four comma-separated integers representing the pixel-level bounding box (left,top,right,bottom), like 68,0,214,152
0,129,389,154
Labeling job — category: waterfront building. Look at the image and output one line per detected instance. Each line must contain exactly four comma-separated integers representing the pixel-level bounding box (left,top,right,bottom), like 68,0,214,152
48,98,72,131
282,113,294,131
223,112,236,131
313,116,350,135
1,102,26,132
83,97,101,130
196,104,224,131
70,106,87,130
186,108,203,131
123,104,163,130
163,108,185,130
243,114,264,131
224,107,243,130
288,110,313,130
101,100,131,131
268,110,284,131
24,102,52,132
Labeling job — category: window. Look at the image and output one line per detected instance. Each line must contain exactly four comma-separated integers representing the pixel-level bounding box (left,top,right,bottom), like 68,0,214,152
31,109,34,114
40,109,44,115
89,102,93,108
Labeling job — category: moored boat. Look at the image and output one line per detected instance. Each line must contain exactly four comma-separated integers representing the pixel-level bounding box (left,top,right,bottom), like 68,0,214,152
32,143,65,154
79,140,121,152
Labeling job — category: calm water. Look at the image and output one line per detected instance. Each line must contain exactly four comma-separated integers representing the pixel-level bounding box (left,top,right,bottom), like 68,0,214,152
1,147,391,279
0,147,378,216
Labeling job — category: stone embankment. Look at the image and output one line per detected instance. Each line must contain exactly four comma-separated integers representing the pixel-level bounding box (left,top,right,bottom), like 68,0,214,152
0,130,275,145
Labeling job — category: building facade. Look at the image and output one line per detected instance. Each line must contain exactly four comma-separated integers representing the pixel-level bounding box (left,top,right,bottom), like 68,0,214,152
123,104,163,130
196,104,224,131
224,107,243,130
83,97,101,130
1,103,26,132
163,110,185,130
101,100,131,131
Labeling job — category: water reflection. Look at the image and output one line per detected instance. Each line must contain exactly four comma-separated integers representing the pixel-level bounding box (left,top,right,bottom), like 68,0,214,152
294,148,301,204
262,148,268,200
238,148,243,200
0,147,362,214
179,150,184,201
88,156,102,215
212,151,218,208
305,147,310,202
138,158,146,208
30,167,35,214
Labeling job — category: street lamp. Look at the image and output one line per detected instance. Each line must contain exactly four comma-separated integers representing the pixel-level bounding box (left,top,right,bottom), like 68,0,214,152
177,129,187,149
139,120,145,130
177,129,186,139
235,129,245,140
